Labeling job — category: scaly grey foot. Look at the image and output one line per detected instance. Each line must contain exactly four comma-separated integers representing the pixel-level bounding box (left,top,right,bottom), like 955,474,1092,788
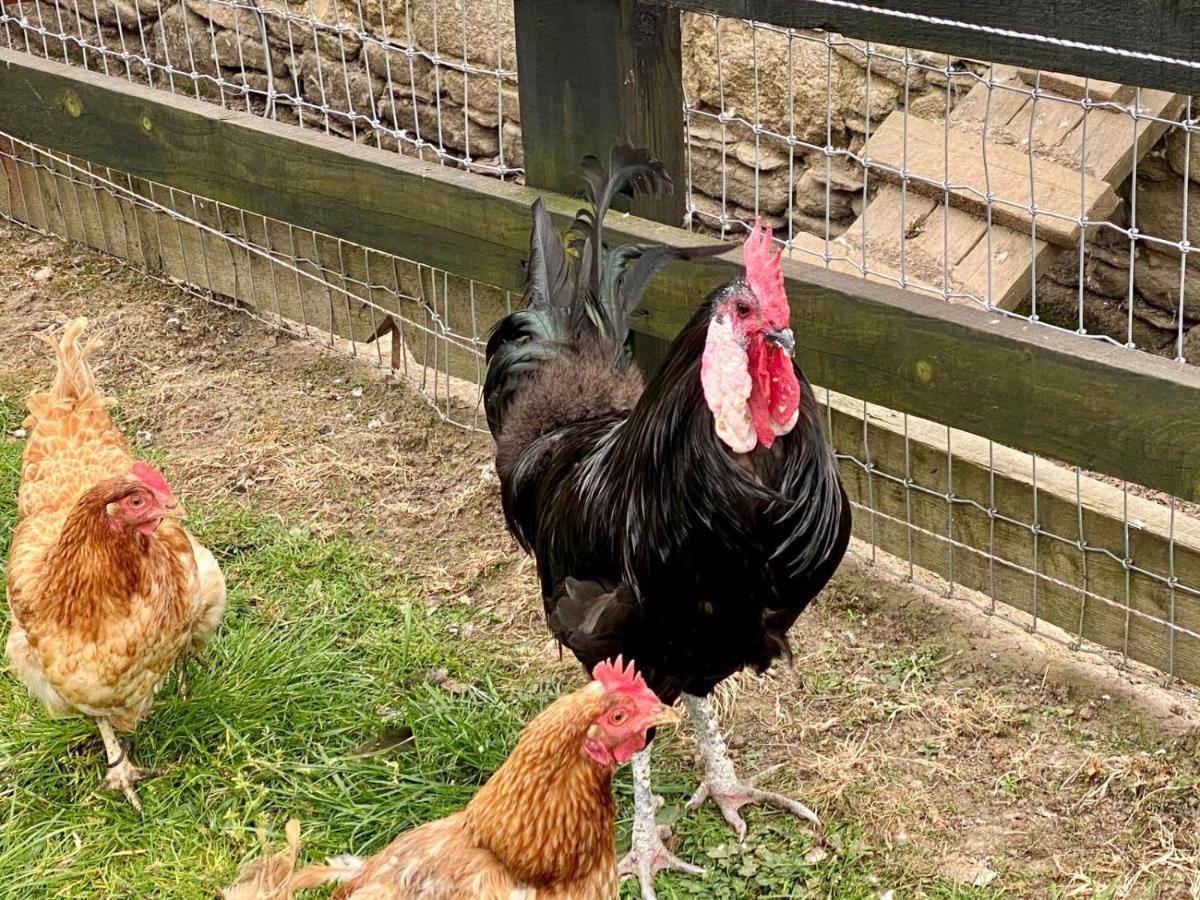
618,746,705,900
96,719,161,812
686,762,820,841
682,694,821,842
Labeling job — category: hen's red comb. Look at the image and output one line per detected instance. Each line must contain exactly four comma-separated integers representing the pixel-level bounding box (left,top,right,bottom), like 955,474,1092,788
131,461,175,502
744,217,789,327
592,656,652,698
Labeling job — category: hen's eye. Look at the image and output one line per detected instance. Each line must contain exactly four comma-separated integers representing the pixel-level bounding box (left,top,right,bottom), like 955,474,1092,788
735,302,751,317
128,495,144,509
609,709,628,725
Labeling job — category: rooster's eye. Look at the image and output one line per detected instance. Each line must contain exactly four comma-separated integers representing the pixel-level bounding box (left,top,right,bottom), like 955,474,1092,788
735,302,751,317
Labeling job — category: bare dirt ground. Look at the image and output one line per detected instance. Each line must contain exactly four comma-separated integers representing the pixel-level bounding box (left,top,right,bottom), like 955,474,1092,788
2,218,1199,897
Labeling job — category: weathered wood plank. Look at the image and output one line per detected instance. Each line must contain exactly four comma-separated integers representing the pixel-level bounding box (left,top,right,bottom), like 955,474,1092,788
946,67,1182,185
513,0,626,200
645,0,1200,97
514,0,686,226
864,112,1119,249
1065,89,1185,186
1014,69,1129,104
0,140,392,343
620,1,687,226
4,50,1200,502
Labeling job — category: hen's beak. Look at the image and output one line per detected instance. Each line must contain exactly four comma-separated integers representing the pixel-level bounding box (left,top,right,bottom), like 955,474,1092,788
648,704,682,729
764,326,795,357
160,501,187,520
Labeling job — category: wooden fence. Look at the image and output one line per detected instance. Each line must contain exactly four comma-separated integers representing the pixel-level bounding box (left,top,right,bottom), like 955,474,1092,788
2,0,1200,684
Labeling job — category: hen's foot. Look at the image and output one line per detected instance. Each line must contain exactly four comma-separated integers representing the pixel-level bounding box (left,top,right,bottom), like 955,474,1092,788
619,822,704,900
100,744,161,812
685,763,820,841
619,746,704,900
96,720,161,812
682,693,821,842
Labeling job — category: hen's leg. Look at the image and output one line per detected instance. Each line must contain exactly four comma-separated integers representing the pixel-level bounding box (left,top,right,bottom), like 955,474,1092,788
617,746,704,900
172,650,212,699
96,718,160,812
682,693,820,841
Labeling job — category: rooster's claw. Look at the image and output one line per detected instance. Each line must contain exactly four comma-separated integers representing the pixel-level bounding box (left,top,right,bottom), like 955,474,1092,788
686,763,821,841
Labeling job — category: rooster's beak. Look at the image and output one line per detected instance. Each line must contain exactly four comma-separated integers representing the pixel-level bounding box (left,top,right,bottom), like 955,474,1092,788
648,704,682,729
764,326,795,357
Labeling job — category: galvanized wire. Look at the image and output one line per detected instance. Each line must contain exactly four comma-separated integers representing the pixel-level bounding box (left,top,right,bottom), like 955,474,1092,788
0,132,503,430
680,14,1198,361
1,0,521,177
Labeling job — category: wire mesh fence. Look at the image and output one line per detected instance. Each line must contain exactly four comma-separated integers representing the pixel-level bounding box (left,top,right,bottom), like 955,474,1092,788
6,0,1197,358
0,0,522,176
4,0,1200,698
679,13,1199,362
0,131,504,430
4,125,1199,699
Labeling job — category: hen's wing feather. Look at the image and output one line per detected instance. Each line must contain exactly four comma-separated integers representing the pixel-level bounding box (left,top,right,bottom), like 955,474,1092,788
332,813,530,899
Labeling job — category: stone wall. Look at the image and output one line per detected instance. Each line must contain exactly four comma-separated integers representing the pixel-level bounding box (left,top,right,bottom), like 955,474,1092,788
681,18,981,238
6,0,523,171
1039,139,1200,360
4,1,1197,357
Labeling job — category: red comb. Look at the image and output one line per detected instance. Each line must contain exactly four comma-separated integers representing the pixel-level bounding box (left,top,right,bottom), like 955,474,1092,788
592,656,652,698
744,217,789,327
131,461,175,501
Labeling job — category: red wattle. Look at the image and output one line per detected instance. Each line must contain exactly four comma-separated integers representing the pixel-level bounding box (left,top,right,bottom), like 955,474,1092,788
747,340,801,448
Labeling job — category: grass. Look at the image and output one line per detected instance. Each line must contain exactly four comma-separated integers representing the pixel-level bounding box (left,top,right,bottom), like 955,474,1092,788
0,395,1001,899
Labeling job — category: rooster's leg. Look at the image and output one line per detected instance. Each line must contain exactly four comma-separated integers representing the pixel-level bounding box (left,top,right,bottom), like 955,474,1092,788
682,693,820,841
617,746,704,899
96,718,160,812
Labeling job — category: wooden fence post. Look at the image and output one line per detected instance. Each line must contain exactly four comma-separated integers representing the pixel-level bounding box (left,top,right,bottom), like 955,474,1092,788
513,0,686,223
514,0,688,374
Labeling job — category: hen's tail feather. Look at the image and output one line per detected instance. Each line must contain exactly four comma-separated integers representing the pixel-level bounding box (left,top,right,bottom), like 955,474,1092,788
36,317,105,404
223,820,364,900
290,856,365,890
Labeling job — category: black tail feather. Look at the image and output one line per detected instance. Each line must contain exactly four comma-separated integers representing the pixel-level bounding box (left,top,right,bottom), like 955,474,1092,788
526,197,571,311
483,144,728,437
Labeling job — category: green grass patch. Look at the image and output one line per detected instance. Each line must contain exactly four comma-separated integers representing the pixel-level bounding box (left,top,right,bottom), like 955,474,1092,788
0,396,999,898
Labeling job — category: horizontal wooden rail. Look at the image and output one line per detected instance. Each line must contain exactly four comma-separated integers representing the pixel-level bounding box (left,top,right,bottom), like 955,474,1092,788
649,0,1200,97
3,49,1200,502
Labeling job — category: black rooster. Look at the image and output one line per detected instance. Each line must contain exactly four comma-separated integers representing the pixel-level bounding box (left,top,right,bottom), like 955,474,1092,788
484,146,851,899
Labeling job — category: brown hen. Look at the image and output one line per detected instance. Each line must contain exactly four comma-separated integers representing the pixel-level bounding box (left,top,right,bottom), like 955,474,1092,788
224,658,677,900
4,318,226,810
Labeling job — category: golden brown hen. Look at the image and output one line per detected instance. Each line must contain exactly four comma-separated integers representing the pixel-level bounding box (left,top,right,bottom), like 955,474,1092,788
4,318,226,810
224,658,677,900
